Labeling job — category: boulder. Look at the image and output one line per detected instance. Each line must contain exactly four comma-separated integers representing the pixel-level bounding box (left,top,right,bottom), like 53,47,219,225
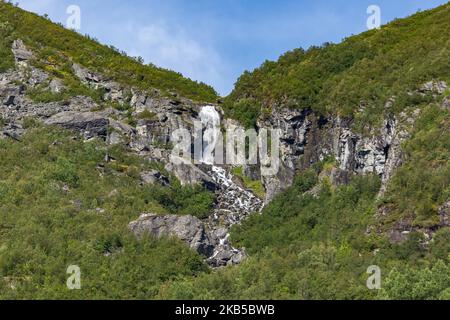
1,123,25,141
1,85,24,106
140,170,169,186
72,63,102,84
109,119,134,136
165,162,217,191
102,81,124,103
49,78,65,93
421,81,447,94
107,119,135,145
387,219,414,244
44,111,109,139
129,213,214,257
72,63,126,103
208,250,246,267
11,39,34,62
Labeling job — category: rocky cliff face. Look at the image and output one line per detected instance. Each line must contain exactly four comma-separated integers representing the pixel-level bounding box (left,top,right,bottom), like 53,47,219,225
1,40,264,267
129,166,263,267
1,39,447,266
251,89,446,203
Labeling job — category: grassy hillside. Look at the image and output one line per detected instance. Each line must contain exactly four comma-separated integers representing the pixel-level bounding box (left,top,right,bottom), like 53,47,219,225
158,100,450,300
158,129,450,299
0,124,215,299
224,3,450,129
0,1,218,103
0,1,448,300
1,122,446,299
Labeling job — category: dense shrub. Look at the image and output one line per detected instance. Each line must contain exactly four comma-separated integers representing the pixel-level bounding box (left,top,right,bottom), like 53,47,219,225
225,4,450,130
0,127,212,299
380,104,450,228
0,1,218,102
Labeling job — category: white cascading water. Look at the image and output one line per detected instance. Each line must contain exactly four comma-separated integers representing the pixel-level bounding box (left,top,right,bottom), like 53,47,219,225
199,105,221,165
199,106,263,266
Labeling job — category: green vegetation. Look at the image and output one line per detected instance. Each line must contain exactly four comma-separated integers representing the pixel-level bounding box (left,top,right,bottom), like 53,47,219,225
0,20,14,72
231,166,265,199
157,165,449,299
136,109,158,121
0,1,218,103
380,260,450,300
0,1,448,300
225,3,450,131
151,182,215,219
379,103,450,229
225,98,263,129
0,125,214,299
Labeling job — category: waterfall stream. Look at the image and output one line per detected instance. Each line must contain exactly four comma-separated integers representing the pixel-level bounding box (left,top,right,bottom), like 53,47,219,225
199,106,263,266
199,105,221,165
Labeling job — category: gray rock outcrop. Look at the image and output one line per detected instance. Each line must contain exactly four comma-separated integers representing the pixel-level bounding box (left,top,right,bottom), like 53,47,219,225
129,213,215,257
11,39,34,62
438,201,450,227
45,111,109,139
165,162,217,191
420,80,447,95
140,170,169,186
251,102,422,202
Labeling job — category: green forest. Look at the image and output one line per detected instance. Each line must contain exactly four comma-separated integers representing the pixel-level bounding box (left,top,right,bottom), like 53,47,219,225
0,104,448,299
224,4,450,131
0,1,448,300
0,1,218,103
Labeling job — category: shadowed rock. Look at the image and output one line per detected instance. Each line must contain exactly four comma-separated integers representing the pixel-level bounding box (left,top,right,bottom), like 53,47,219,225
44,111,109,139
165,162,217,191
140,170,169,186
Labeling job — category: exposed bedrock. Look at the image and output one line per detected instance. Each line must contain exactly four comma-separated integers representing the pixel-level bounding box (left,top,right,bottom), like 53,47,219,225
3,39,447,266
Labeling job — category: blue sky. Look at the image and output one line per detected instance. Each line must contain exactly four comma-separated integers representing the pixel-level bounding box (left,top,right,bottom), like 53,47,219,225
17,0,449,96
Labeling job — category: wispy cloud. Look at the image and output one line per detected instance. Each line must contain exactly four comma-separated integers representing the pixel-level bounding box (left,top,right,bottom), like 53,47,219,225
128,21,227,95
16,0,449,96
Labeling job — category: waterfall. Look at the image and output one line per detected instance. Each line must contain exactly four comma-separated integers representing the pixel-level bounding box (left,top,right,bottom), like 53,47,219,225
198,105,264,267
206,165,264,266
199,105,221,165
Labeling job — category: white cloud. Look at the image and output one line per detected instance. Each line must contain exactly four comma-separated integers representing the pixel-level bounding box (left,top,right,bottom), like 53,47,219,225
128,22,228,95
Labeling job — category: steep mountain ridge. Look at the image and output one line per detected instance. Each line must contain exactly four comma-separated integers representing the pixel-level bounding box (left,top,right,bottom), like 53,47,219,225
1,36,264,267
224,2,450,131
0,2,448,299
0,1,218,102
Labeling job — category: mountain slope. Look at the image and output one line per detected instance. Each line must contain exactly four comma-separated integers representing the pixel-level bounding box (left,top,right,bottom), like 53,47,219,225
224,3,450,130
0,1,448,300
0,1,218,102
0,126,212,299
157,4,450,300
